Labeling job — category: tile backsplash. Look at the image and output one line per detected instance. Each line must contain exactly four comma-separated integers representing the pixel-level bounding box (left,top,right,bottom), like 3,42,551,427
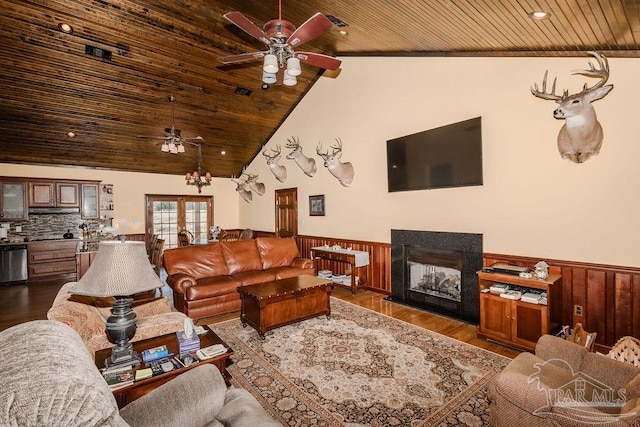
5,213,111,241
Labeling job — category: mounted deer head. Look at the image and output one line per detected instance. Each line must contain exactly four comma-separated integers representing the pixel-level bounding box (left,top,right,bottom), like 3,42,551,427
531,51,614,163
285,136,317,177
262,145,287,182
316,138,354,187
231,175,253,203
243,171,265,196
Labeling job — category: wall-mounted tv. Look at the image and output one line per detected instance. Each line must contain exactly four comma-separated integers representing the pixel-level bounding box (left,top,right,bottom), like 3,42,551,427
386,117,483,192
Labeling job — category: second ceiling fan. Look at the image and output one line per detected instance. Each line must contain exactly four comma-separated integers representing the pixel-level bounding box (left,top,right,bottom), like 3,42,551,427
219,0,341,86
137,95,203,154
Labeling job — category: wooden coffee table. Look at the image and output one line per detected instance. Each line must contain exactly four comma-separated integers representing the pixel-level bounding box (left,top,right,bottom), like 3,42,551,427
237,275,333,339
95,326,233,408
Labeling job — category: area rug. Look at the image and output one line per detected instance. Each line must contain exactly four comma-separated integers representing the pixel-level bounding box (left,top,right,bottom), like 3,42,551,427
209,299,510,427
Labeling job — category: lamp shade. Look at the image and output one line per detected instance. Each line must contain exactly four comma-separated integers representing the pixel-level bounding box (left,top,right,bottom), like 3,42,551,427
283,73,297,86
263,54,278,73
71,241,161,297
286,57,301,76
262,71,277,84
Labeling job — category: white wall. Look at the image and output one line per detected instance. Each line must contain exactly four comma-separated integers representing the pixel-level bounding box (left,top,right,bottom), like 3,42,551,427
0,163,240,234
240,56,640,267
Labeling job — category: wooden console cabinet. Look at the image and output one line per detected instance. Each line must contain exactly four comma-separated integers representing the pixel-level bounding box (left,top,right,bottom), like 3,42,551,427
477,271,562,351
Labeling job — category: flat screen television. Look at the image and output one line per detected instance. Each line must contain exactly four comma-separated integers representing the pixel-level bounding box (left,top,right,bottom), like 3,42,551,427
386,117,483,192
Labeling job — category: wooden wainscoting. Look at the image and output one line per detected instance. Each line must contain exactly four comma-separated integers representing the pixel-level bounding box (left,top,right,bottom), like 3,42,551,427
296,235,391,294
484,253,640,352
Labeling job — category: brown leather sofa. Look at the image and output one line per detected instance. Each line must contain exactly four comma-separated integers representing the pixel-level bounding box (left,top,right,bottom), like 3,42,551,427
163,237,315,319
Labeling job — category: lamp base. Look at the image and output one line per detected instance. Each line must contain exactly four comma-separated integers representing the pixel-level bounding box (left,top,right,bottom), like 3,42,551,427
105,349,141,369
105,296,140,369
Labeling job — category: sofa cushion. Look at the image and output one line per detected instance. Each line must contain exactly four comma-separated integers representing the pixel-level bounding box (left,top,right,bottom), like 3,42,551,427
256,237,299,269
232,270,278,286
163,243,229,278
268,266,315,280
220,240,262,275
186,276,243,300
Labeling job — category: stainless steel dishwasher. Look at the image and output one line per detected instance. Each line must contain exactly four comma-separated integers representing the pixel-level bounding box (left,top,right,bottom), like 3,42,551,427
0,244,28,285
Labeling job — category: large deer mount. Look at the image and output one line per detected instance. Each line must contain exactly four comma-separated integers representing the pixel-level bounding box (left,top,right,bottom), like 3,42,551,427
231,175,253,203
531,51,613,163
316,138,354,187
262,145,287,182
286,136,317,177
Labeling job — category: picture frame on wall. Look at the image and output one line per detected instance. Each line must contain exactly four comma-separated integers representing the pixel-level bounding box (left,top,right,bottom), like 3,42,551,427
309,195,325,216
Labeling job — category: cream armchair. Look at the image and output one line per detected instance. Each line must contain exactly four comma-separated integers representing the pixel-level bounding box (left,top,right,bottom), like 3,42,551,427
47,281,187,358
0,320,280,427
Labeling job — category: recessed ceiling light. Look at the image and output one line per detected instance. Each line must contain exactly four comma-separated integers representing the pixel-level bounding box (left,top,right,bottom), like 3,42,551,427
58,23,74,34
221,150,226,155
528,11,551,20
66,131,76,138
339,30,348,36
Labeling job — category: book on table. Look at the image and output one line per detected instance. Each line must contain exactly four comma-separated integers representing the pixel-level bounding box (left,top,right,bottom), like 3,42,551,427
102,365,134,390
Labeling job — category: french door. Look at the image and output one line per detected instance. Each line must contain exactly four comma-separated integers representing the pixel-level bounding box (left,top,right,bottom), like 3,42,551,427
145,195,213,249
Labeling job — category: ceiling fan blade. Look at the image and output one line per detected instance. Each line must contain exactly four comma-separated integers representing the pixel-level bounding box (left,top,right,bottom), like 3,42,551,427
287,13,333,47
137,135,170,140
164,128,181,137
184,136,204,141
224,12,271,46
294,52,341,70
219,51,268,65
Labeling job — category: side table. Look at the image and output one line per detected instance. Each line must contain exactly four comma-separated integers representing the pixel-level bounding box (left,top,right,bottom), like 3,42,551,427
310,246,369,294
95,326,233,408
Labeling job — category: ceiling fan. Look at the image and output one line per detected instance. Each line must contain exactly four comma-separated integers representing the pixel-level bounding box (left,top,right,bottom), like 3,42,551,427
219,0,341,86
137,95,203,153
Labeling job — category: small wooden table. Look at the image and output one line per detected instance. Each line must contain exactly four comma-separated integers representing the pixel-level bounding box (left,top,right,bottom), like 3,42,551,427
310,246,369,294
237,275,333,339
95,326,233,408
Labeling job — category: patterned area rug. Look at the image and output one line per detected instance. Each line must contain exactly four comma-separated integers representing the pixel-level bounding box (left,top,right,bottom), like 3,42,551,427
209,299,510,427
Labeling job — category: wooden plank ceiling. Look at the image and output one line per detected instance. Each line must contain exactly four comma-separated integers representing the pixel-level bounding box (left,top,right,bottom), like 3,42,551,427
0,0,638,177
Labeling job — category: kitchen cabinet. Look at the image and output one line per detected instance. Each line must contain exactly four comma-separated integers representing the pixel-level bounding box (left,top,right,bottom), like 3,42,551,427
477,271,562,352
0,178,28,221
28,240,78,283
56,183,79,207
81,183,100,219
29,180,79,208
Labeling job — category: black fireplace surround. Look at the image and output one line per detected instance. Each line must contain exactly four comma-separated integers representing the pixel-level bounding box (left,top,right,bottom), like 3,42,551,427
390,230,483,324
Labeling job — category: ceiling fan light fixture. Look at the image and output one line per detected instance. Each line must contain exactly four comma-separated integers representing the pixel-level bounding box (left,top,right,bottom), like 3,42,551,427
263,54,278,73
286,57,301,76
177,144,185,153
283,73,297,86
161,143,170,153
262,71,277,84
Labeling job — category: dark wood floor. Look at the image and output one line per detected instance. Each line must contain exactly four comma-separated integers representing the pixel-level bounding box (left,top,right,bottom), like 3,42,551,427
0,280,520,359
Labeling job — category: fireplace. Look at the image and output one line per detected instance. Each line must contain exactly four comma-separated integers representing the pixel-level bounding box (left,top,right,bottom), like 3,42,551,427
389,230,482,323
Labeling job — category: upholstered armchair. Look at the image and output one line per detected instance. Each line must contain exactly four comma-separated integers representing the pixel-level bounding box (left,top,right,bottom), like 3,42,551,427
0,320,280,427
488,334,640,426
47,281,187,358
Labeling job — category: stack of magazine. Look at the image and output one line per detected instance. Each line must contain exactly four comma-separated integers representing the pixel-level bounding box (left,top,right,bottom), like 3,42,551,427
102,365,134,390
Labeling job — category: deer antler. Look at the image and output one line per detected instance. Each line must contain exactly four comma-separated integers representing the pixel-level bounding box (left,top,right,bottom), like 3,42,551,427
262,144,282,159
286,136,300,148
331,138,342,153
531,70,564,101
572,51,610,93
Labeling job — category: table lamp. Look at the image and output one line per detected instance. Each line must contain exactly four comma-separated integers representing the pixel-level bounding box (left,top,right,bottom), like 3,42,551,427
72,240,162,368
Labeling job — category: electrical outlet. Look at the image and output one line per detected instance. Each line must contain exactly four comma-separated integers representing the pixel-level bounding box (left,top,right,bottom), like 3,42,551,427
574,305,583,316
